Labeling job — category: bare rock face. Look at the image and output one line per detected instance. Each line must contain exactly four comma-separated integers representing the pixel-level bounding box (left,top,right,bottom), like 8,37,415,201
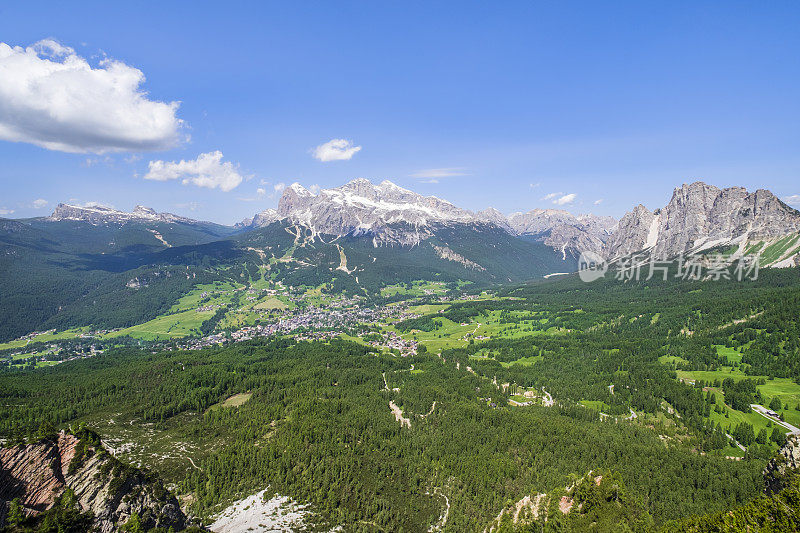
764,435,800,495
277,179,476,246
475,208,514,232
0,431,187,532
604,182,800,261
603,205,657,259
507,209,617,255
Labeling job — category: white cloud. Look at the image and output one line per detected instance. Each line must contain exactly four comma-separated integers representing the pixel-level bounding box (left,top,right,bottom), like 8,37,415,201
308,184,321,194
553,193,577,206
541,192,562,201
144,151,243,192
312,139,361,162
410,168,467,179
529,182,541,189
0,39,183,154
32,198,48,209
237,188,265,202
594,199,604,205
81,156,113,167
783,194,800,207
0,208,14,216
175,201,200,211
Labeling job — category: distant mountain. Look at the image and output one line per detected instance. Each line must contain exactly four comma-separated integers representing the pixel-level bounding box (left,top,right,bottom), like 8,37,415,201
237,218,574,292
235,208,280,230
239,179,615,255
276,179,475,246
605,182,800,267
2,178,797,341
50,203,197,225
506,209,617,257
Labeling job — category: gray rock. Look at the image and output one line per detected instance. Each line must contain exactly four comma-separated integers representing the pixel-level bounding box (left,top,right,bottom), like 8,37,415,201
604,181,800,261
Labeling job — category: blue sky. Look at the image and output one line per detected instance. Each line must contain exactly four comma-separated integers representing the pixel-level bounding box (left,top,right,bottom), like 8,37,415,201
0,1,798,224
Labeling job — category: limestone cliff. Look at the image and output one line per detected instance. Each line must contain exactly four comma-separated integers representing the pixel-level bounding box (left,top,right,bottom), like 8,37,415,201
0,430,189,532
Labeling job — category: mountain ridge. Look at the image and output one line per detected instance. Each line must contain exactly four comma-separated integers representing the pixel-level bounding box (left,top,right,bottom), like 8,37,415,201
605,181,800,266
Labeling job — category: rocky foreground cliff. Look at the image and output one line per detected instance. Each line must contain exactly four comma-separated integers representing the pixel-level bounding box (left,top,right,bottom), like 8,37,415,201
0,430,189,532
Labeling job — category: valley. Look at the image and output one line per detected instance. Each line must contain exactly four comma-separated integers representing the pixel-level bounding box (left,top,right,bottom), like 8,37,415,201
2,180,800,532
3,6,799,530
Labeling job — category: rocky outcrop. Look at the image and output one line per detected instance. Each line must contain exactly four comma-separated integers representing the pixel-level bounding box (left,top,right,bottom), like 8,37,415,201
602,205,657,259
764,435,800,495
0,430,188,532
604,182,800,261
432,245,486,271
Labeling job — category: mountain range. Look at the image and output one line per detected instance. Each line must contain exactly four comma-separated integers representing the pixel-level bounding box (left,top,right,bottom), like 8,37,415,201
13,178,800,268
0,178,798,341
229,178,800,266
237,178,618,256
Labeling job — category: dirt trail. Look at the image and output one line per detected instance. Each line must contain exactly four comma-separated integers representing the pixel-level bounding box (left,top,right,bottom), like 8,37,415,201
428,488,450,531
389,401,411,428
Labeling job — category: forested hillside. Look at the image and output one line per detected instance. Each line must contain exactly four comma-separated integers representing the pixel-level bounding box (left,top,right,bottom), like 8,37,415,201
0,340,764,531
0,217,571,341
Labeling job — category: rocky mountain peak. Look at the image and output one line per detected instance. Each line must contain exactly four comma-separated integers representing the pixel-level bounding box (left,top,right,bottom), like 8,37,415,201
604,181,800,262
274,178,475,245
244,178,616,252
132,205,158,216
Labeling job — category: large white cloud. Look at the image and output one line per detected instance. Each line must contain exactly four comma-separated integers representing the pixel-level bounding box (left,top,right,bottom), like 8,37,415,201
312,138,361,162
0,39,183,154
143,151,244,191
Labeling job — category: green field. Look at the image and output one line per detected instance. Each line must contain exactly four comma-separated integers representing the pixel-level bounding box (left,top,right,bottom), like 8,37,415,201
715,344,743,364
0,327,89,351
105,309,215,340
580,400,611,412
390,307,561,353
206,392,253,413
675,364,800,435
253,296,289,310
381,280,449,297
